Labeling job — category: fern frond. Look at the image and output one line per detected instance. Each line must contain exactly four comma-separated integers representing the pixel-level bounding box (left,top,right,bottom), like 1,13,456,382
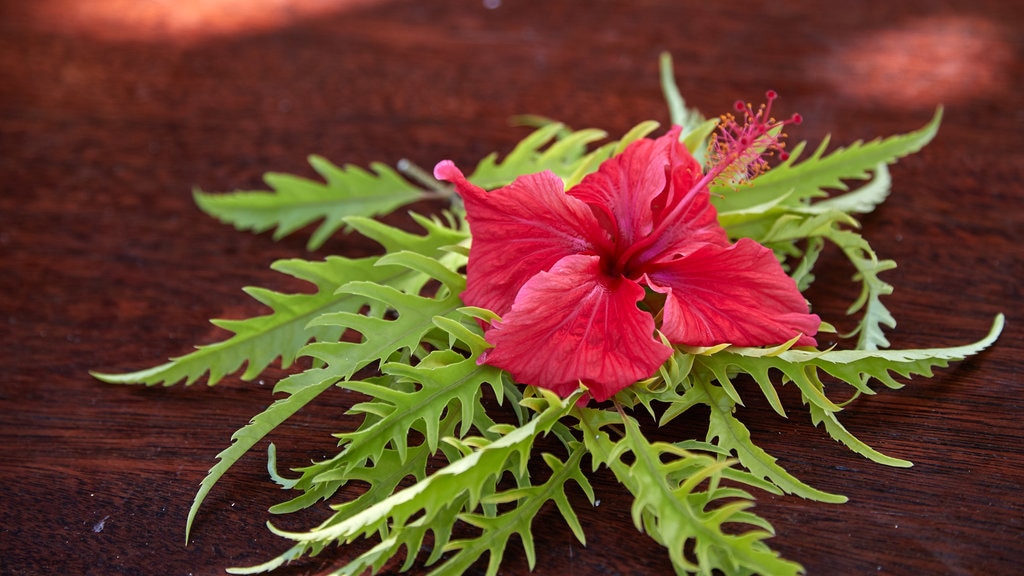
720,314,1003,392
337,349,504,474
269,406,462,519
830,228,897,350
806,162,892,215
228,390,579,576
186,367,341,539
301,250,467,381
92,256,386,386
468,121,678,192
684,378,848,503
344,212,468,266
467,124,608,189
579,405,803,576
93,214,467,387
689,314,1003,470
195,156,425,250
442,445,593,576
807,404,912,467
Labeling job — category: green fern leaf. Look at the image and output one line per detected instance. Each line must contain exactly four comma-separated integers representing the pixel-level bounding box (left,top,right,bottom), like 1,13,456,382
186,367,341,539
228,390,579,576
92,256,387,386
344,212,468,268
579,405,804,575
442,445,592,576
689,378,848,503
696,314,1003,469
337,350,504,471
806,162,892,215
302,250,467,380
722,313,1003,390
93,214,467,387
194,156,424,250
298,309,500,515
808,404,912,467
830,228,898,350
270,407,462,519
468,123,609,189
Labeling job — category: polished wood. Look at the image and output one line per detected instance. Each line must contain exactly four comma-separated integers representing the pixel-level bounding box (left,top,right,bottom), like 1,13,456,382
2,1,1021,574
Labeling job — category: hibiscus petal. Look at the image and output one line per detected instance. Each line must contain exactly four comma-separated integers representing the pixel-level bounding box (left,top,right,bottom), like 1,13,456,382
569,129,676,246
570,128,727,274
645,238,820,347
635,157,728,262
434,160,607,316
479,254,672,402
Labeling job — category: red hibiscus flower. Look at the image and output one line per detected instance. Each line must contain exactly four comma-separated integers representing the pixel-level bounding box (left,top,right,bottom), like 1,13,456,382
434,100,819,402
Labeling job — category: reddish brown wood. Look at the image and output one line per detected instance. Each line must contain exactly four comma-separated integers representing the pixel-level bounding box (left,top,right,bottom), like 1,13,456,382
2,1,1021,574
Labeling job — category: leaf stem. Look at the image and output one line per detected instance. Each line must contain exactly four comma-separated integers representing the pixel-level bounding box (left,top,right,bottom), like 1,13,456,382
397,158,455,198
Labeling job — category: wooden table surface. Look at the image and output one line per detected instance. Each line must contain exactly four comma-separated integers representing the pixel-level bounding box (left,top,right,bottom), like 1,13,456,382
2,1,1021,574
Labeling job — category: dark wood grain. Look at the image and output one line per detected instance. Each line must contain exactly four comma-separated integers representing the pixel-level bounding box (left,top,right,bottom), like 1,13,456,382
2,1,1021,574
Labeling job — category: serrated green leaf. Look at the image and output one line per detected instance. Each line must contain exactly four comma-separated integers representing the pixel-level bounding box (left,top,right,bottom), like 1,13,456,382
93,213,467,387
91,256,388,386
230,391,578,576
443,445,592,576
186,367,340,540
344,211,469,263
694,314,1003,471
338,352,504,468
579,405,804,575
302,260,465,381
467,124,608,189
725,313,1003,387
691,379,848,503
195,156,424,250
806,162,892,214
270,408,462,519
809,405,912,467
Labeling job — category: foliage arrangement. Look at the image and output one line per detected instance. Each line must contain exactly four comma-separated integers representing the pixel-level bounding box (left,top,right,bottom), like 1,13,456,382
94,54,1003,575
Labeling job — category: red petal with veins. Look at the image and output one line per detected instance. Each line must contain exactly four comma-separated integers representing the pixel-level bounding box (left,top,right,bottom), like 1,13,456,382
480,254,672,402
632,158,728,265
571,129,727,271
434,160,606,316
569,132,674,246
645,238,820,347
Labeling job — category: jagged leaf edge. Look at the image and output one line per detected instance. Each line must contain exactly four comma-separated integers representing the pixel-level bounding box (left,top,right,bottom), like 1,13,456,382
579,405,803,575
186,367,340,540
93,212,467,388
703,314,1004,466
226,390,579,575
92,256,389,387
436,444,593,576
194,157,424,250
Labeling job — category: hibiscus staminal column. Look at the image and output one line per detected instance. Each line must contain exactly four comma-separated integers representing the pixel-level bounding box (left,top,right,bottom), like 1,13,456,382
709,89,802,186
